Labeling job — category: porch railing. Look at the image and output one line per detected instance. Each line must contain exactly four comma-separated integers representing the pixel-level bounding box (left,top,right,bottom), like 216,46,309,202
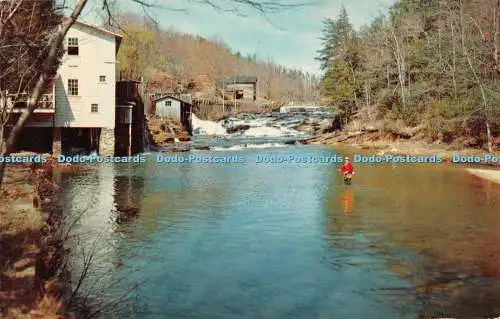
3,93,55,110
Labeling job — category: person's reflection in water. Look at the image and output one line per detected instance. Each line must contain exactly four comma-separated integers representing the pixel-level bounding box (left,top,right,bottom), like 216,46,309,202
340,188,354,215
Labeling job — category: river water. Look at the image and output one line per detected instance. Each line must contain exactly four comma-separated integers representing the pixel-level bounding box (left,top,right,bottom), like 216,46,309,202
57,114,500,318
57,147,500,318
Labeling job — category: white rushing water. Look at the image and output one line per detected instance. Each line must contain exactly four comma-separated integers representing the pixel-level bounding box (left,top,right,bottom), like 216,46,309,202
192,113,303,138
190,111,322,150
211,143,288,151
192,113,227,136
243,126,291,137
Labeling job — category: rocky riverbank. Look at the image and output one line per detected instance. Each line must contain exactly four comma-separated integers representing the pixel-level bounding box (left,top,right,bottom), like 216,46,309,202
147,116,190,146
311,132,498,166
0,154,77,318
146,116,194,152
300,119,500,174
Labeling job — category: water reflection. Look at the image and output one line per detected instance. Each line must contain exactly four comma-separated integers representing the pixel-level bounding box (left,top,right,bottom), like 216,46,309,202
340,188,354,215
56,147,500,318
113,174,144,225
56,163,148,313
338,152,500,317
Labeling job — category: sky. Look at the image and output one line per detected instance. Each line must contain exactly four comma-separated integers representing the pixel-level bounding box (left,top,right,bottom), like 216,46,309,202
78,0,396,76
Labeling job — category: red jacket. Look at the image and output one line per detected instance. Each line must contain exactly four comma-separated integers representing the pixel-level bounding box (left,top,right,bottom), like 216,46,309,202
340,162,354,174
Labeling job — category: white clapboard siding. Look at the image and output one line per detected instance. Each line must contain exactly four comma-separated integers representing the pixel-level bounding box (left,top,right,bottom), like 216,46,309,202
155,98,181,121
55,22,118,128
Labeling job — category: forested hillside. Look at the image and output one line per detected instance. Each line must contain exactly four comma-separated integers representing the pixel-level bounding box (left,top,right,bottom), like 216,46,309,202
317,0,500,151
109,12,318,104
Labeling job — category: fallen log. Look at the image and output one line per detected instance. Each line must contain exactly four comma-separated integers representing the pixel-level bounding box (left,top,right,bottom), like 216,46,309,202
387,129,412,139
333,131,367,142
361,127,379,133
385,124,425,139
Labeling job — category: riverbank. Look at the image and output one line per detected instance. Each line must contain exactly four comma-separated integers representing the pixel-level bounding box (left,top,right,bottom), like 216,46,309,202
0,154,76,318
147,116,190,146
306,126,499,163
305,128,500,185
466,169,500,184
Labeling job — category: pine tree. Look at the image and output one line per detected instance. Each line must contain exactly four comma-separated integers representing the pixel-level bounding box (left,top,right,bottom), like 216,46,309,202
316,5,361,119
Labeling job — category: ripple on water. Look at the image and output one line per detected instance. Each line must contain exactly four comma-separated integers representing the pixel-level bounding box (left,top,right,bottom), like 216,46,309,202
60,147,500,318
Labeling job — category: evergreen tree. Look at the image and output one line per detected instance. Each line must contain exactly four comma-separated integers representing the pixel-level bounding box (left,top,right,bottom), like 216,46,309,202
316,6,361,120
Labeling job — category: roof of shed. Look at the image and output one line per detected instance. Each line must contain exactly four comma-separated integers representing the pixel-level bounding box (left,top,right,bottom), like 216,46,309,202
153,95,192,105
224,76,258,84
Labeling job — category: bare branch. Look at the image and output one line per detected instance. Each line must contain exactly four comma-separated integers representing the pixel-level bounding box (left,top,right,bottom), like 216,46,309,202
0,0,88,187
0,0,23,37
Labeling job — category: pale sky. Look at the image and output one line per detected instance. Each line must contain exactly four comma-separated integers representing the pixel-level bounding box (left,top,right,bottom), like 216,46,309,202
78,0,396,75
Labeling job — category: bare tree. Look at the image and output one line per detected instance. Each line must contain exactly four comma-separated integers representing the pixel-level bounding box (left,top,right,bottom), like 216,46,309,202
0,0,68,187
0,0,60,152
0,0,313,188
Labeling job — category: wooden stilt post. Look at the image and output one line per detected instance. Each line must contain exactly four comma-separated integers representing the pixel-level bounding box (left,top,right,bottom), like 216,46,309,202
128,122,132,156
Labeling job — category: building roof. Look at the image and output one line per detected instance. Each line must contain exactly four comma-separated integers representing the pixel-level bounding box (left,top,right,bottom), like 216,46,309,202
153,95,192,105
74,20,123,54
224,76,257,84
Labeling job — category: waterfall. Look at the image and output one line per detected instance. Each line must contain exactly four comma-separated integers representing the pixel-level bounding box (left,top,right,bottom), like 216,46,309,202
191,113,227,136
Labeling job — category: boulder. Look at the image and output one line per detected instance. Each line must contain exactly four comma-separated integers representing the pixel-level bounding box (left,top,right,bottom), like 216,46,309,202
319,114,342,133
163,136,175,143
177,132,190,141
296,124,315,133
319,119,337,133
192,144,210,150
226,124,251,134
464,137,481,147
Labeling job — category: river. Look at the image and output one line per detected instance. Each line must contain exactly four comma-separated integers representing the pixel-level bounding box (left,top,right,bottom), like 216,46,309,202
57,114,500,318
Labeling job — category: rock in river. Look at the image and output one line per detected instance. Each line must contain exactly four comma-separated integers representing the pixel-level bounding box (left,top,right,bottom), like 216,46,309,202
319,116,341,133
226,124,251,134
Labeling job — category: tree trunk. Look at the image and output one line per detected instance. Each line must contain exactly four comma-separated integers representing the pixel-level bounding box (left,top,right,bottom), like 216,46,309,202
0,140,5,190
464,45,492,154
386,65,390,87
460,0,466,55
450,21,458,98
390,25,406,109
347,63,358,108
486,121,493,153
494,0,500,72
0,0,88,189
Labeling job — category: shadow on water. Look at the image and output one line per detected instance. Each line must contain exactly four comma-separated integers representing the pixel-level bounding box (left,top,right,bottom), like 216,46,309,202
113,175,144,226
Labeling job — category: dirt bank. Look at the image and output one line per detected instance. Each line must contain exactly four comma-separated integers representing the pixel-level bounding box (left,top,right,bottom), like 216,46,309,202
146,116,190,147
0,154,76,318
466,169,500,184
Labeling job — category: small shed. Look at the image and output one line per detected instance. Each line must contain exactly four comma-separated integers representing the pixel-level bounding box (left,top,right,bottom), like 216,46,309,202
223,76,257,101
153,95,192,133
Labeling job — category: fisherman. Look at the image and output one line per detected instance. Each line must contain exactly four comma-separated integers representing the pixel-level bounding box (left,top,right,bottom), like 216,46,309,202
339,156,355,184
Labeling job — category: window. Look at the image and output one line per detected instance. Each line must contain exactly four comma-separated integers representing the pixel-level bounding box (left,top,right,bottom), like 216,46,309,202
165,100,172,106
91,104,98,113
99,75,106,82
68,79,78,96
67,37,79,55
